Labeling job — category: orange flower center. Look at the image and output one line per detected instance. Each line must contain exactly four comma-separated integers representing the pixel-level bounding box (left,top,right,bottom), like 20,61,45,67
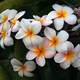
25,29,34,37
57,10,67,18
64,50,74,61
19,65,27,71
49,36,60,47
33,46,45,57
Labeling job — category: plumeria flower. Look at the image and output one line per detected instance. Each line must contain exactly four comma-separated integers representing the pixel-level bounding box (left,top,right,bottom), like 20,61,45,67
11,58,36,77
15,19,43,48
0,9,25,32
10,10,25,32
44,27,69,52
0,22,13,49
54,42,80,69
33,15,53,26
47,4,77,30
0,9,17,24
26,38,55,67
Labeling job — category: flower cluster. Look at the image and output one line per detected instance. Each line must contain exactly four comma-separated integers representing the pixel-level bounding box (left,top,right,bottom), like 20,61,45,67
0,9,25,48
1,4,80,77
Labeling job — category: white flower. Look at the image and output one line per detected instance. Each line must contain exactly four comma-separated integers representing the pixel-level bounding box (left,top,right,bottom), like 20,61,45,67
10,11,25,32
0,9,17,23
26,38,55,67
0,9,25,32
44,27,69,52
11,58,36,77
33,15,53,26
54,42,80,69
47,4,77,30
0,21,13,49
15,18,43,48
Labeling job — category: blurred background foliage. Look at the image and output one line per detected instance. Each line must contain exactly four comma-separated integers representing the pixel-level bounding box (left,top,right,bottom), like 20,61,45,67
0,0,80,80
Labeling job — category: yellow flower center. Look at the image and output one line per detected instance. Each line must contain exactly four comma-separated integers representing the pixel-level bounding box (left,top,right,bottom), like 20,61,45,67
39,18,46,24
11,19,17,27
1,31,6,39
2,16,8,23
64,50,74,61
49,36,60,47
57,10,68,18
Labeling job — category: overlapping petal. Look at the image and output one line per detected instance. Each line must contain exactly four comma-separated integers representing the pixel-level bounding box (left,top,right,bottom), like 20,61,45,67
36,56,45,67
54,18,64,30
44,27,56,40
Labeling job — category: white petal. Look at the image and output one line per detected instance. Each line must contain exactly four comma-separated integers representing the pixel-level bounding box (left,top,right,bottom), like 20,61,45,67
26,51,37,60
74,44,80,54
0,38,5,49
11,58,22,66
57,30,69,42
15,11,25,19
54,53,65,63
4,37,13,46
42,19,53,26
65,14,77,25
45,49,55,58
36,56,45,67
52,4,63,11
54,18,64,30
20,19,31,31
47,11,58,19
23,37,32,48
40,15,53,26
72,59,80,68
1,9,10,15
31,21,41,34
44,27,56,40
11,58,22,71
56,42,68,52
65,41,74,50
57,41,74,52
8,9,17,20
33,15,40,20
24,72,33,77
23,35,43,48
18,70,24,77
24,61,36,71
12,66,21,71
60,61,71,69
15,29,26,39
63,6,74,14
31,35,43,46
12,21,20,32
